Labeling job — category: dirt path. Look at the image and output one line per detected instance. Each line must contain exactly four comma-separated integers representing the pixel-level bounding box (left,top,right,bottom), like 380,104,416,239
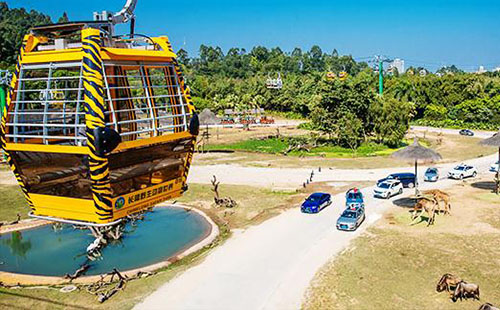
189,153,496,189
136,153,495,309
0,168,16,185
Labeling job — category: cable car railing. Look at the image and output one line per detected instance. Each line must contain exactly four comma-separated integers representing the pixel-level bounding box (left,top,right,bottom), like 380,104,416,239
6,61,191,145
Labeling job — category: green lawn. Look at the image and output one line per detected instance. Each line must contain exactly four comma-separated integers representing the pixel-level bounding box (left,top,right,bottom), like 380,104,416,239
204,137,411,158
0,185,29,222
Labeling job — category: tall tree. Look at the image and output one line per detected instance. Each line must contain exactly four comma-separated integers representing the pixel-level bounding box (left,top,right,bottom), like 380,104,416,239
0,2,52,67
57,12,69,23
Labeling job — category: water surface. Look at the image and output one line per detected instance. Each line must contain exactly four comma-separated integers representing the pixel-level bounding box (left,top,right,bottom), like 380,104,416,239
0,207,210,276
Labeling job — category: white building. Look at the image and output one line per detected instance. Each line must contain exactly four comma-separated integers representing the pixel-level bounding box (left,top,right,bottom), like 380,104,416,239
389,58,405,74
477,66,487,74
493,67,500,72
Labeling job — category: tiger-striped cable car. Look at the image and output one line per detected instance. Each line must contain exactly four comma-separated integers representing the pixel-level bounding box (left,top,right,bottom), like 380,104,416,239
0,3,199,226
326,71,336,80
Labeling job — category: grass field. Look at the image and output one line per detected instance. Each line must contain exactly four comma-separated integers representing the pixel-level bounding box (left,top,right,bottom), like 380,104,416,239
303,179,500,310
205,138,403,158
0,185,29,222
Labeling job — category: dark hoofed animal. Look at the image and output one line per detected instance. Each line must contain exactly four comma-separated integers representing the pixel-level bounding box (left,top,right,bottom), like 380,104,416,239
452,281,480,302
479,303,500,310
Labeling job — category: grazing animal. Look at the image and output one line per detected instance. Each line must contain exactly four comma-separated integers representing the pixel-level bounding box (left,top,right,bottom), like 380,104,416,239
423,189,451,215
436,273,462,294
411,197,438,226
452,281,480,302
479,303,500,310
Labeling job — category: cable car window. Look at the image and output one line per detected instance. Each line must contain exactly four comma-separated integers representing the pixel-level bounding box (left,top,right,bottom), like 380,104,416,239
11,151,91,199
7,63,85,145
108,140,189,196
146,66,186,134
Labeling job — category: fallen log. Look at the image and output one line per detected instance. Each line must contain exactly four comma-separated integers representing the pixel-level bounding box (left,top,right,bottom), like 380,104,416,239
65,264,90,281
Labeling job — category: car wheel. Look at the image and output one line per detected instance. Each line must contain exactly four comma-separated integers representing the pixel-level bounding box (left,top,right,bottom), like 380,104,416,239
459,174,464,180
472,171,477,177
408,182,414,188
398,188,403,194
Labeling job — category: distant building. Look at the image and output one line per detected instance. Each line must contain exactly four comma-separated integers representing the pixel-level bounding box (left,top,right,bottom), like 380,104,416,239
494,67,500,72
477,66,487,74
389,58,405,74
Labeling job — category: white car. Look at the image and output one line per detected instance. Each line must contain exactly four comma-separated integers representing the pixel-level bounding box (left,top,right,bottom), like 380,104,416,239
373,180,403,199
490,161,499,173
448,164,477,180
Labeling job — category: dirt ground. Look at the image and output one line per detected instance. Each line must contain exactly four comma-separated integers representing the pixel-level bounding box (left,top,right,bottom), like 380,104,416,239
194,128,496,169
303,176,500,310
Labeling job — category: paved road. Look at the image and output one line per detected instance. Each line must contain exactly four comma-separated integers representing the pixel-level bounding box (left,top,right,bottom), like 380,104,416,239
136,153,496,310
188,157,495,189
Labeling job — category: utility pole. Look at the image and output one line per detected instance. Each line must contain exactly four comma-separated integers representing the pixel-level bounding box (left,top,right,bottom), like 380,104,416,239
378,59,383,95
374,55,392,95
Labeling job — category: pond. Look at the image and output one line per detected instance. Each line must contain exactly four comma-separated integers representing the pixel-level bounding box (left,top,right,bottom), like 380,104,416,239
0,207,211,276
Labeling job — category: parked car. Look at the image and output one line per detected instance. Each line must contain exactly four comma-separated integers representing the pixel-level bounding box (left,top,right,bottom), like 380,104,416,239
301,192,331,213
459,129,474,136
373,180,403,199
490,161,499,173
448,164,477,179
424,167,439,182
377,173,416,188
336,207,366,231
345,188,364,208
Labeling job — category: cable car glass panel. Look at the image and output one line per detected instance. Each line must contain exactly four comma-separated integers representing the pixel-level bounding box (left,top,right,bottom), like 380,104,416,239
102,61,192,199
7,62,85,145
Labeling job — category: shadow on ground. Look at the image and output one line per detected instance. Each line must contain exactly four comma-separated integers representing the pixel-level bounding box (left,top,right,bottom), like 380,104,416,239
471,181,496,191
392,197,417,208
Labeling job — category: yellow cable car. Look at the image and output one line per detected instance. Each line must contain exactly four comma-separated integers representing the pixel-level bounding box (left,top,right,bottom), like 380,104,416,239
338,71,348,81
0,13,199,226
326,71,336,80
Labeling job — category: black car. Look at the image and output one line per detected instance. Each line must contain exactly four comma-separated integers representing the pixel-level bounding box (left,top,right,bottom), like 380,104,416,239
377,173,416,188
459,129,474,136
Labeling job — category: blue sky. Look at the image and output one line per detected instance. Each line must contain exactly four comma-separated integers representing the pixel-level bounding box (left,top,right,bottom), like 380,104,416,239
9,0,500,71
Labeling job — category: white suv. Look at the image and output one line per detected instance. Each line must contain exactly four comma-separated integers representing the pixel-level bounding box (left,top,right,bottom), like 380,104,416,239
448,164,477,180
373,180,403,199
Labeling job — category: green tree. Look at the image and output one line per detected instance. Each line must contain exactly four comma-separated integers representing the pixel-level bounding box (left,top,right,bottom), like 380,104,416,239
57,12,69,23
0,2,52,67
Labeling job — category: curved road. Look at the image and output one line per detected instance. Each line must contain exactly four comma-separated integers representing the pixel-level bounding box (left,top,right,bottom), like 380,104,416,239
136,129,497,310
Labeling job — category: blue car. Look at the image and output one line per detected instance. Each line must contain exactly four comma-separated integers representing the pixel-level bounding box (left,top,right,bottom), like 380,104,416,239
424,167,439,182
345,188,364,208
377,173,416,188
301,192,331,213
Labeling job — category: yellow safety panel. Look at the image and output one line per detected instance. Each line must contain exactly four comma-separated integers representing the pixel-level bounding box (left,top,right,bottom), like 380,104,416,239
112,177,184,219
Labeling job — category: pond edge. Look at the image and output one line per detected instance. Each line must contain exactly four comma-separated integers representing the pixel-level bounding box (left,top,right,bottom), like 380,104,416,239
0,204,219,285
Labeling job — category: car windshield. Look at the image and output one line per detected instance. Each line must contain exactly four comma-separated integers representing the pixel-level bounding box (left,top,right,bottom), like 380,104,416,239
307,195,321,202
341,211,357,218
426,168,437,174
455,166,466,171
347,193,362,200
378,183,391,189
